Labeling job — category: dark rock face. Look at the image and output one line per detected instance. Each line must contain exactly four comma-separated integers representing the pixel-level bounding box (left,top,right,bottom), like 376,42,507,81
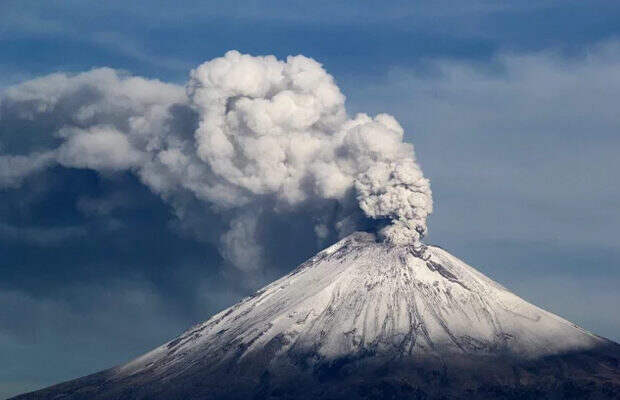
11,343,620,400
10,234,620,399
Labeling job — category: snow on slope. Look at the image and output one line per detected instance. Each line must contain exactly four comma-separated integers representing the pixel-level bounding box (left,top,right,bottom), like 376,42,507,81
119,232,605,378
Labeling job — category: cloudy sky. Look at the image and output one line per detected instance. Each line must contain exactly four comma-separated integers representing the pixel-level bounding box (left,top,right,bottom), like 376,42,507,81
2,1,620,398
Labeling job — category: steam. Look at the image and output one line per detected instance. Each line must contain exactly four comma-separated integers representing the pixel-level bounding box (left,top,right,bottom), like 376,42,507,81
0,51,432,269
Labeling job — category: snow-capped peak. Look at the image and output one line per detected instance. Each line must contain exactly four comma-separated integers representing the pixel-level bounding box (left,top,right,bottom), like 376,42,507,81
120,232,604,377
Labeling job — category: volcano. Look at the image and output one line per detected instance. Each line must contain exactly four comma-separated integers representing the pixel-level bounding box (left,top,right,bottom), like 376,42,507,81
11,232,620,399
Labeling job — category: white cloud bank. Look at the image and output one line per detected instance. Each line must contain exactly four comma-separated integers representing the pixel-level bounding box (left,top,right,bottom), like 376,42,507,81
0,51,432,270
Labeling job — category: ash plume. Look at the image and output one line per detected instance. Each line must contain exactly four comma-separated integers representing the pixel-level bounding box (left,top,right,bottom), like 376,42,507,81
0,51,432,270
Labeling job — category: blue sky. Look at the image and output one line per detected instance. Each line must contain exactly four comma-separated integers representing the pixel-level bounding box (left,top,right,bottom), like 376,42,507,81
2,1,620,398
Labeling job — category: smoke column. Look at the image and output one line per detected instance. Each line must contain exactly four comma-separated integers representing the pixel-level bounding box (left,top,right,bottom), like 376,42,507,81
0,51,432,270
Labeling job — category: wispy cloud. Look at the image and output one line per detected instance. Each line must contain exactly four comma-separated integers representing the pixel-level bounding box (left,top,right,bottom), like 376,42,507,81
89,32,192,73
345,40,620,249
0,223,86,246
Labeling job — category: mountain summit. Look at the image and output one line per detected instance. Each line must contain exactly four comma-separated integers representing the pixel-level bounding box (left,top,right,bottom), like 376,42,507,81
12,233,620,399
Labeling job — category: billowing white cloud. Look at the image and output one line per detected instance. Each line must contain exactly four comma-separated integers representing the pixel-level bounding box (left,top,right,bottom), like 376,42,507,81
0,51,433,269
57,126,144,171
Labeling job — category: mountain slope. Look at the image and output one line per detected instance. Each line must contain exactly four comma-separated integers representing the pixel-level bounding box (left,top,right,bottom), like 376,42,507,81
11,232,620,399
